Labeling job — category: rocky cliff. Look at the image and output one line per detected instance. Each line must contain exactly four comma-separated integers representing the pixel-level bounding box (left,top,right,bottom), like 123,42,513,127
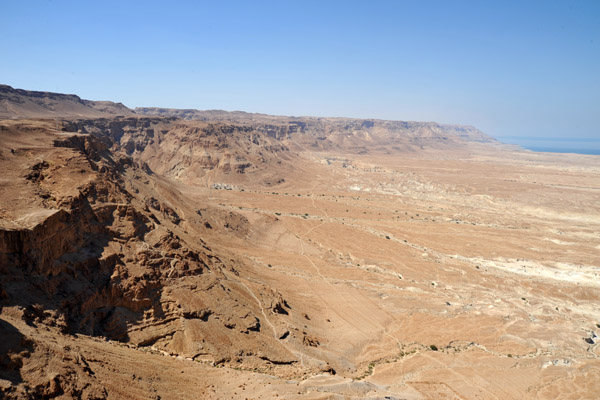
0,84,134,119
0,118,308,398
135,107,497,150
58,117,296,187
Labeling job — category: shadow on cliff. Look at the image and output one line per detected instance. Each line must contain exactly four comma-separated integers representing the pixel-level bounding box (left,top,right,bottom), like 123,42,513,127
0,318,33,385
0,230,146,343
0,120,170,345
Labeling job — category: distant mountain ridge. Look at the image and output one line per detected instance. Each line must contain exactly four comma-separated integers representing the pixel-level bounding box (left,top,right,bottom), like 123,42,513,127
0,84,134,118
0,84,497,148
135,106,497,145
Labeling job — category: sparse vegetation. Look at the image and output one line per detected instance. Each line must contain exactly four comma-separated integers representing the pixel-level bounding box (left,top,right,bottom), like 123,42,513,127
355,362,376,380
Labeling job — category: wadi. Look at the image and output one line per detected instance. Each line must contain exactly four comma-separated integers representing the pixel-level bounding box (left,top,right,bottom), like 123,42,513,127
1,84,599,399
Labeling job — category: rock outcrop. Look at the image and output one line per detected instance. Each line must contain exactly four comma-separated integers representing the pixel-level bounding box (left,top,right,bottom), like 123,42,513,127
0,118,298,398
135,107,498,152
0,84,134,119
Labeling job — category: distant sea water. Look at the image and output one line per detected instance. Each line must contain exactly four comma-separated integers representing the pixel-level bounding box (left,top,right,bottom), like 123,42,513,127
496,137,600,156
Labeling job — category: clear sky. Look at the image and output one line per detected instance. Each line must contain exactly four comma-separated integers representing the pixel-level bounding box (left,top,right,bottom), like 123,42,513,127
1,0,598,139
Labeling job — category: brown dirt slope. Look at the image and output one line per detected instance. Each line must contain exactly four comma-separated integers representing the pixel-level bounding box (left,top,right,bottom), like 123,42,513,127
0,118,325,399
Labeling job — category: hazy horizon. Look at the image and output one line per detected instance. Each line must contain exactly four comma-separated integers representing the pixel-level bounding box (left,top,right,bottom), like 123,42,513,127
1,1,598,140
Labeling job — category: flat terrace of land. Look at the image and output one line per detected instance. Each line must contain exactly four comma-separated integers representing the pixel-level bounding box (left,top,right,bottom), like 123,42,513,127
176,151,600,399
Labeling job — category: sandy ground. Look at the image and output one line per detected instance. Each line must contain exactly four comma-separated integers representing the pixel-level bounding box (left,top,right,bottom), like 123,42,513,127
1,118,599,398
173,149,600,399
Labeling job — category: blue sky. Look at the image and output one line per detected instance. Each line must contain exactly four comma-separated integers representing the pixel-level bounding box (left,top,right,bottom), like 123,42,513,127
1,1,598,139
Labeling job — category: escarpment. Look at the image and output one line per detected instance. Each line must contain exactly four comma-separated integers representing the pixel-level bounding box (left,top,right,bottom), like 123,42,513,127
134,107,497,150
57,117,294,184
0,84,134,118
0,119,298,375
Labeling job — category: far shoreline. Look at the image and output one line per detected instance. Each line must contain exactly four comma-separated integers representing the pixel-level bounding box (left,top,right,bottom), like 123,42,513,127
496,137,600,156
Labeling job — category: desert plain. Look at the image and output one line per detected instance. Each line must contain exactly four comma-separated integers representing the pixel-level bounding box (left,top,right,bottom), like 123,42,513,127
0,85,599,399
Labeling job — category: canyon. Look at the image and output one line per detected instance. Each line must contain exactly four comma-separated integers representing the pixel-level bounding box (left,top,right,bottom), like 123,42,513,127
1,85,599,399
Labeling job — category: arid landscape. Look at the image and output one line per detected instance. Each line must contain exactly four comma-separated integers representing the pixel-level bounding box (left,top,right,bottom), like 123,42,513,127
1,85,599,399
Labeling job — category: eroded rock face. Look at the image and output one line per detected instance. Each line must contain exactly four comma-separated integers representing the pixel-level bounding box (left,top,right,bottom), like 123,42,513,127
72,118,293,183
62,113,497,189
134,107,497,147
0,316,108,400
0,84,134,119
0,119,298,398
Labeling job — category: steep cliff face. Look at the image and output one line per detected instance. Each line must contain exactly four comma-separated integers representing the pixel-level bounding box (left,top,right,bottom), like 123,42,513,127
61,112,500,192
0,119,301,398
0,84,134,118
135,107,497,152
64,117,295,185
